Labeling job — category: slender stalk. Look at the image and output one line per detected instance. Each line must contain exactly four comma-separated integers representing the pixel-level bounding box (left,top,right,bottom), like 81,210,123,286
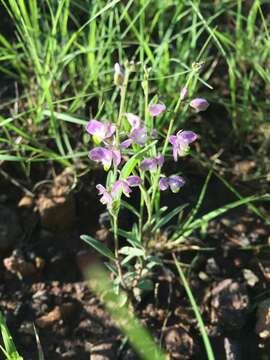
111,65,131,288
112,213,126,289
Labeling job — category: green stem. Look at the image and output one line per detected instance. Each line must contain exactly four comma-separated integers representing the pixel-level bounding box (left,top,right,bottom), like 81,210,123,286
150,72,195,209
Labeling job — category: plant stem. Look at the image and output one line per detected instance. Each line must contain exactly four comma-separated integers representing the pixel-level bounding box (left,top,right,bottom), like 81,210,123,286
150,71,195,209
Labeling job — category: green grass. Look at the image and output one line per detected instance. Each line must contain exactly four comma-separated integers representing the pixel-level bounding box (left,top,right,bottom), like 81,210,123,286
0,311,23,360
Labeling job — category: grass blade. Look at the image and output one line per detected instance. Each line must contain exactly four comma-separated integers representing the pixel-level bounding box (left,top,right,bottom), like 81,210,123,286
173,254,215,360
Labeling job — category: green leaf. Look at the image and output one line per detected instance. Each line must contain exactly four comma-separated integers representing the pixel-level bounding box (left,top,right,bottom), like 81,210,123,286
117,228,142,248
136,279,154,291
42,110,88,125
81,235,115,261
153,203,189,231
121,200,140,218
119,246,145,257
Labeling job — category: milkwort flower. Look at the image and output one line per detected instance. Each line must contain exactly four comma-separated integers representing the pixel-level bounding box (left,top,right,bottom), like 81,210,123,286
189,98,209,112
159,175,185,193
125,113,141,130
96,184,113,208
86,120,116,143
149,103,166,116
89,147,121,170
140,155,164,171
112,176,142,198
120,113,148,147
169,130,197,161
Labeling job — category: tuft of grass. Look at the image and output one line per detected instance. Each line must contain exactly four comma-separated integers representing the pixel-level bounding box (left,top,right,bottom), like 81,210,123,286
0,311,23,360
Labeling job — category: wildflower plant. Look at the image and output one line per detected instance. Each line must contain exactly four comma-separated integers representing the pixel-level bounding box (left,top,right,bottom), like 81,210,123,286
81,61,209,298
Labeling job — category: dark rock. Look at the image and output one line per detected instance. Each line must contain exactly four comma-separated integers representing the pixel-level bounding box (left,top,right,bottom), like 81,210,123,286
211,279,250,331
164,326,195,359
0,205,22,250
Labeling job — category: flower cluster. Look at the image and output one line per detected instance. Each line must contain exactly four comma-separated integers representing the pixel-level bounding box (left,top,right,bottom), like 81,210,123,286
96,176,142,208
86,73,209,208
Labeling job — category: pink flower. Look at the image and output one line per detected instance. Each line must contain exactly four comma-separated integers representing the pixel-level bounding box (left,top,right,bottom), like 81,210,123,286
149,103,166,116
86,120,116,143
189,98,209,112
112,176,142,198
89,147,121,170
140,155,164,171
169,130,197,161
96,184,113,208
130,127,148,146
125,113,141,130
159,175,185,192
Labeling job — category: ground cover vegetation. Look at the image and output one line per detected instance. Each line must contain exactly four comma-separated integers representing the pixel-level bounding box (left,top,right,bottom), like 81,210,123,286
0,0,270,359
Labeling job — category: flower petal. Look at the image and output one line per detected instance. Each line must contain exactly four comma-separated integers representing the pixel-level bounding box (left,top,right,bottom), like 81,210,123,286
140,158,157,171
120,139,133,149
149,103,166,116
168,175,185,193
86,120,105,137
189,98,209,112
130,127,148,146
156,155,164,167
112,180,131,198
112,149,121,167
169,135,177,145
178,131,197,145
159,178,169,191
96,184,112,207
89,147,113,168
105,123,116,138
125,113,141,130
126,176,142,187
180,87,188,100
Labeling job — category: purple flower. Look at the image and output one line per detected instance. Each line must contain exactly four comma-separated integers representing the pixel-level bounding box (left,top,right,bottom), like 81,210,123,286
114,63,125,86
140,155,164,171
89,147,121,170
86,120,116,143
112,176,141,198
169,130,197,161
149,103,166,116
96,184,113,208
180,87,188,100
189,98,209,112
130,127,148,146
126,176,142,187
125,113,141,130
159,175,185,193
120,139,133,149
